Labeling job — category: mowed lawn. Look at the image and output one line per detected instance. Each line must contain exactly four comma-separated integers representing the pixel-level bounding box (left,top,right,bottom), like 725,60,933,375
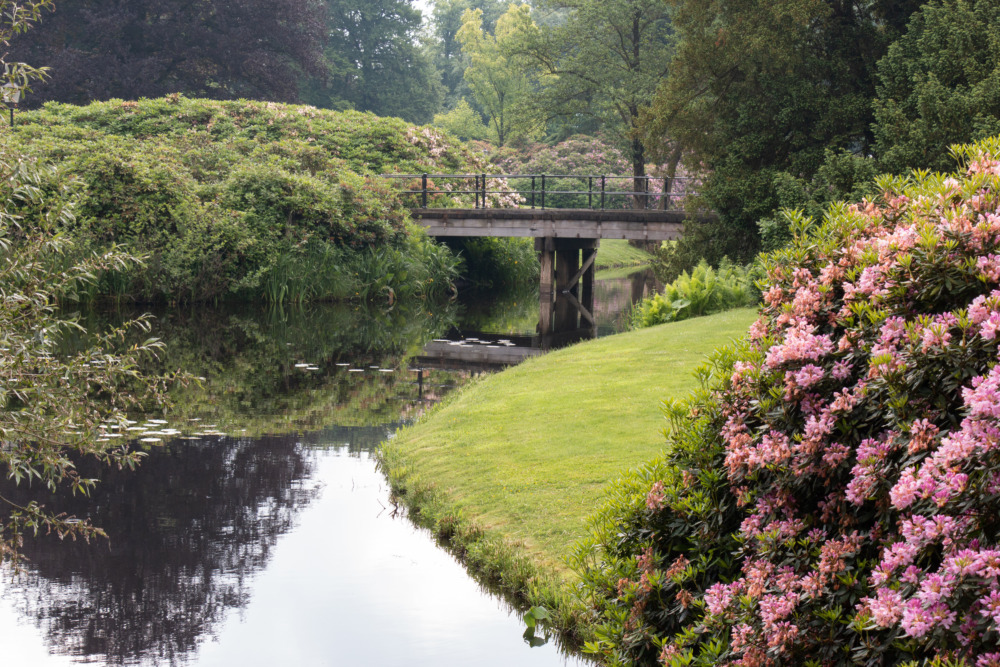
385,307,759,574
594,238,655,269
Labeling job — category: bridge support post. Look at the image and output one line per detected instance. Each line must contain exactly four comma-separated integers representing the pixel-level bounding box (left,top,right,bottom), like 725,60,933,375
536,237,555,336
536,237,598,343
582,244,597,320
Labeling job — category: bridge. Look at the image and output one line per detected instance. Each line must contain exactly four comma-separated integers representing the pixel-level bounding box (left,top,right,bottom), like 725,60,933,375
382,173,713,350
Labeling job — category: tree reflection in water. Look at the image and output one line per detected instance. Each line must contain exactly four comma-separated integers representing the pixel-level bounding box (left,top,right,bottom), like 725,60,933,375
2,432,319,665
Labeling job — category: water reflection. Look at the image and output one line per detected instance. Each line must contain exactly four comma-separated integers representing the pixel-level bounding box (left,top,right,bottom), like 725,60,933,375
66,301,461,434
1,431,586,666
2,434,319,665
447,267,660,341
0,288,631,666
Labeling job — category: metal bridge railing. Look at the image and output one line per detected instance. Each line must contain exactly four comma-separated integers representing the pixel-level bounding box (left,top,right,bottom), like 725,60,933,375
378,173,698,211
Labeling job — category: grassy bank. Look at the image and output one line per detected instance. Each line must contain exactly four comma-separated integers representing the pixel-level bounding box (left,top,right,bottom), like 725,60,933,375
379,308,758,624
594,239,655,270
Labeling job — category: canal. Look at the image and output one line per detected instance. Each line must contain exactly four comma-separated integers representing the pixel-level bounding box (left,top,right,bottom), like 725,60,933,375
0,269,660,666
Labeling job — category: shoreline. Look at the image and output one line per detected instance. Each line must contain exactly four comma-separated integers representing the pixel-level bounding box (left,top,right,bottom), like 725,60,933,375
378,307,759,647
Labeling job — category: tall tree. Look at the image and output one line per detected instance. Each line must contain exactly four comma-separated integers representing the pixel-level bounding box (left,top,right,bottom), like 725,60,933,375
10,0,326,106
874,0,1000,174
645,0,926,266
312,0,444,123
519,0,675,202
456,5,544,147
429,0,507,106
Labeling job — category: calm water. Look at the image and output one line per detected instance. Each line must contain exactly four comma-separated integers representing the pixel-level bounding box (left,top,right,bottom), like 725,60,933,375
0,269,658,667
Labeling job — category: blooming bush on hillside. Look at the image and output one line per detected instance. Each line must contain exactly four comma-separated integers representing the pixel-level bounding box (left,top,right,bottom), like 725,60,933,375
576,137,1000,666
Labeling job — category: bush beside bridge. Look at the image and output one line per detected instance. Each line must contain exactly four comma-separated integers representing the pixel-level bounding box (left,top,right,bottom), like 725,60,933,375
12,96,490,303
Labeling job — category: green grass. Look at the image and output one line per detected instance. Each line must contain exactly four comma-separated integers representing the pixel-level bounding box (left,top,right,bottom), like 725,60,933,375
594,239,654,269
382,307,759,577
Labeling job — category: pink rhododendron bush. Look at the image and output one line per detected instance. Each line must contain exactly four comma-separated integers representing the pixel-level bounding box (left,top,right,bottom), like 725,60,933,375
575,137,1000,667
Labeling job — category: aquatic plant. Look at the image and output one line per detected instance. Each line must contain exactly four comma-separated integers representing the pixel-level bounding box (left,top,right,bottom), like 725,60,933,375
577,136,1000,666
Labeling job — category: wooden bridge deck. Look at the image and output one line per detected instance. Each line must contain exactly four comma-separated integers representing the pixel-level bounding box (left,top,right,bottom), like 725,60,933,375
411,208,705,241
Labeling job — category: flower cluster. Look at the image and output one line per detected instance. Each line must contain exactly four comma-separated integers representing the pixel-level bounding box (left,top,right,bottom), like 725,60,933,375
577,137,1000,667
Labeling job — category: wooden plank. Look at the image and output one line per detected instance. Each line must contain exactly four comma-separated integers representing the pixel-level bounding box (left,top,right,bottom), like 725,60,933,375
414,216,685,241
412,209,700,241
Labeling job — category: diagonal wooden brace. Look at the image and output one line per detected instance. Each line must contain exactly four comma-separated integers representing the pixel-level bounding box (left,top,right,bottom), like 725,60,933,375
562,249,596,293
560,288,595,326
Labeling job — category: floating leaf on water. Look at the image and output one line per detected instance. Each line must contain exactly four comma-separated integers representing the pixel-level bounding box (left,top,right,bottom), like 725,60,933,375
379,369,394,373
147,419,168,425
335,362,350,367
139,437,162,443
348,369,364,372
295,363,310,368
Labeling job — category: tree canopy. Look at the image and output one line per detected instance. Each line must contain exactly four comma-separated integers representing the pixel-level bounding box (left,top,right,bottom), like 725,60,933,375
874,0,1000,174
645,0,926,267
10,0,327,106
456,5,545,147
309,0,444,123
520,0,675,182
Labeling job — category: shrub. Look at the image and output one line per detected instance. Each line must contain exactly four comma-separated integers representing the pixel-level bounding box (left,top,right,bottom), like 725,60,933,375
576,136,1000,666
12,97,482,302
629,259,757,328
0,139,172,565
446,236,539,289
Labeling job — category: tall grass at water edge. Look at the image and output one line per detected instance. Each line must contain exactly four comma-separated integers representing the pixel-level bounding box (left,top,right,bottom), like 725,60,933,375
260,237,460,306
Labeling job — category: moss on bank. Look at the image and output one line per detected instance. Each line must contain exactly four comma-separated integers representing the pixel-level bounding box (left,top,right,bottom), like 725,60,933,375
378,308,758,637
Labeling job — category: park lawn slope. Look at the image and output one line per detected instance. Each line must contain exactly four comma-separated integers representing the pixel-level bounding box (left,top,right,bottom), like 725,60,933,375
381,307,759,579
594,239,654,269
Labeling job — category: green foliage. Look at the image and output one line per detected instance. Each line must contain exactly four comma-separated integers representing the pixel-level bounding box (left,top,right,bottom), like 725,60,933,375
430,0,508,105
13,97,483,302
874,0,1000,174
309,0,444,124
10,0,325,106
646,0,924,271
757,150,881,252
0,139,175,566
433,99,491,142
457,5,545,147
522,0,676,177
577,136,1000,666
447,236,539,289
630,260,757,328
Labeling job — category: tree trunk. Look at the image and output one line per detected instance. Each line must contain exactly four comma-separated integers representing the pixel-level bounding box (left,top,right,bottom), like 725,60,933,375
660,142,683,210
631,134,645,210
